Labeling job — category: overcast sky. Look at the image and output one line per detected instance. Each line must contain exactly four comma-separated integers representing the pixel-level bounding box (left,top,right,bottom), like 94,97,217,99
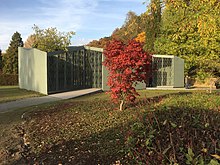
0,0,148,52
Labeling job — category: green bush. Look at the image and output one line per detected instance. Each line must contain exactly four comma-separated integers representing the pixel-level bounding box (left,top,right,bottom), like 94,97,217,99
215,78,220,89
125,93,220,164
0,74,18,85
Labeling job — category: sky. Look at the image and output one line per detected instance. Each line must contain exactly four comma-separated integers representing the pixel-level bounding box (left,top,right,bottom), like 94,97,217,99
0,0,148,52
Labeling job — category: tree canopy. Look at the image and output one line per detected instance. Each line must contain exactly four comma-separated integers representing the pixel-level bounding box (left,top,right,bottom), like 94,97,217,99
144,0,162,52
90,0,220,80
155,0,220,78
87,37,111,49
0,48,2,71
87,11,149,48
111,11,149,43
24,34,37,48
28,25,75,52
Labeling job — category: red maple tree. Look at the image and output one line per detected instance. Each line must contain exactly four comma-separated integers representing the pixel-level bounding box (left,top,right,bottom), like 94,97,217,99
103,40,152,110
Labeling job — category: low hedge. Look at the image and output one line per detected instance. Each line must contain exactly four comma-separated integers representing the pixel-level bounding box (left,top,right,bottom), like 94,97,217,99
0,74,18,85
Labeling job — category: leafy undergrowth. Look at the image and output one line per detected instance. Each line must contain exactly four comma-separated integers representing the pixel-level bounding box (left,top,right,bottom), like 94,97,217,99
126,92,220,164
1,91,220,165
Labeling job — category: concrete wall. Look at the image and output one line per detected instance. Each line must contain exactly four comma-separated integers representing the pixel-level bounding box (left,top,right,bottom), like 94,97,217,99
102,55,110,91
174,56,184,87
152,55,184,88
19,47,185,95
18,47,48,95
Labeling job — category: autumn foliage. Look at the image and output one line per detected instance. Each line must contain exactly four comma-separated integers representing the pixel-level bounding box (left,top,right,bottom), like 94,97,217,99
103,40,152,110
135,32,146,43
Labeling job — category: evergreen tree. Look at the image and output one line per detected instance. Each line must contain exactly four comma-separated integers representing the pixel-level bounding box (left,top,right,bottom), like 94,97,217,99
3,32,23,74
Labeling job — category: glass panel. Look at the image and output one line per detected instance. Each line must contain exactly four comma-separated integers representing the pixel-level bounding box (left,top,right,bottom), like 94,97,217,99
152,57,172,87
47,47,103,94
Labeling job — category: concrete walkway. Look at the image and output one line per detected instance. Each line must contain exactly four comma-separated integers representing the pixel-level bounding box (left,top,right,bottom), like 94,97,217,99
0,88,102,113
146,87,217,90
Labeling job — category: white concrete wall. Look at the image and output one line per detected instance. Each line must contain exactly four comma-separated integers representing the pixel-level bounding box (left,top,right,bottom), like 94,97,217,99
18,47,48,95
152,55,184,88
174,56,184,87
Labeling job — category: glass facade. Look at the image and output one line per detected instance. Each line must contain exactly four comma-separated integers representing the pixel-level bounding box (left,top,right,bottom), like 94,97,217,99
47,47,103,94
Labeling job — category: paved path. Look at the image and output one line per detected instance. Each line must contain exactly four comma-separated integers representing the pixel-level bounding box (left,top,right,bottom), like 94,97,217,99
0,88,102,113
146,87,216,90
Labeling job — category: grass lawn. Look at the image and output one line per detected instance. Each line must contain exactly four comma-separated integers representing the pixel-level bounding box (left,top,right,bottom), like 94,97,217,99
0,86,43,103
0,89,219,164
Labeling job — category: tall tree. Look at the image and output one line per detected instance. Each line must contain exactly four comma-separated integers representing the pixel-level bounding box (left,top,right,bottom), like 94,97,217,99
3,32,23,74
144,0,162,52
87,11,149,48
111,11,146,43
32,25,75,52
87,37,111,48
155,0,220,78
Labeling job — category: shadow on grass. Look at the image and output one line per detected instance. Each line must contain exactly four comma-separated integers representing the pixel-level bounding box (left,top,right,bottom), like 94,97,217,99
12,124,131,165
130,91,192,108
7,91,195,165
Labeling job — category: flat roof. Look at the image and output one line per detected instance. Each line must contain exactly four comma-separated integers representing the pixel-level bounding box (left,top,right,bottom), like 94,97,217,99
153,54,175,58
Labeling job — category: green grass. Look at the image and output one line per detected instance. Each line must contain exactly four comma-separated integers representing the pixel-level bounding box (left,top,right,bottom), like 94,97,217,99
1,90,219,164
0,86,43,103
73,89,182,101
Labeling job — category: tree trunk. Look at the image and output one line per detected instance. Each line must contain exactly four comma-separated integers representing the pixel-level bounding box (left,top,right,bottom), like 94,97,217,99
119,100,124,111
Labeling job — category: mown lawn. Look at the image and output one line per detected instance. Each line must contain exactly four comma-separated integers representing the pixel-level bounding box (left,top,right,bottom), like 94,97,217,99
0,90,220,164
0,86,42,103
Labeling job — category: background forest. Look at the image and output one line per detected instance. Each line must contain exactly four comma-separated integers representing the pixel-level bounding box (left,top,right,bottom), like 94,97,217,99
88,0,220,81
0,0,220,84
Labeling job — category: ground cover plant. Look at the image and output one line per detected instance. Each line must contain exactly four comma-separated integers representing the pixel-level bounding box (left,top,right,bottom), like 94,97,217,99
0,90,219,164
0,90,179,164
0,86,42,103
126,92,220,164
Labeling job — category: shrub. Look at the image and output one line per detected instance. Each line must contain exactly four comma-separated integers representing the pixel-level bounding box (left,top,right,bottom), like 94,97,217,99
0,74,18,85
103,40,152,110
125,93,220,164
215,78,220,89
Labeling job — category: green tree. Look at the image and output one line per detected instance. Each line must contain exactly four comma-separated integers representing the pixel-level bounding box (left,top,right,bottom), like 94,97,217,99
32,25,75,52
155,0,220,78
3,32,23,74
144,0,162,52
87,37,111,48
0,48,2,71
111,11,148,43
87,11,149,48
